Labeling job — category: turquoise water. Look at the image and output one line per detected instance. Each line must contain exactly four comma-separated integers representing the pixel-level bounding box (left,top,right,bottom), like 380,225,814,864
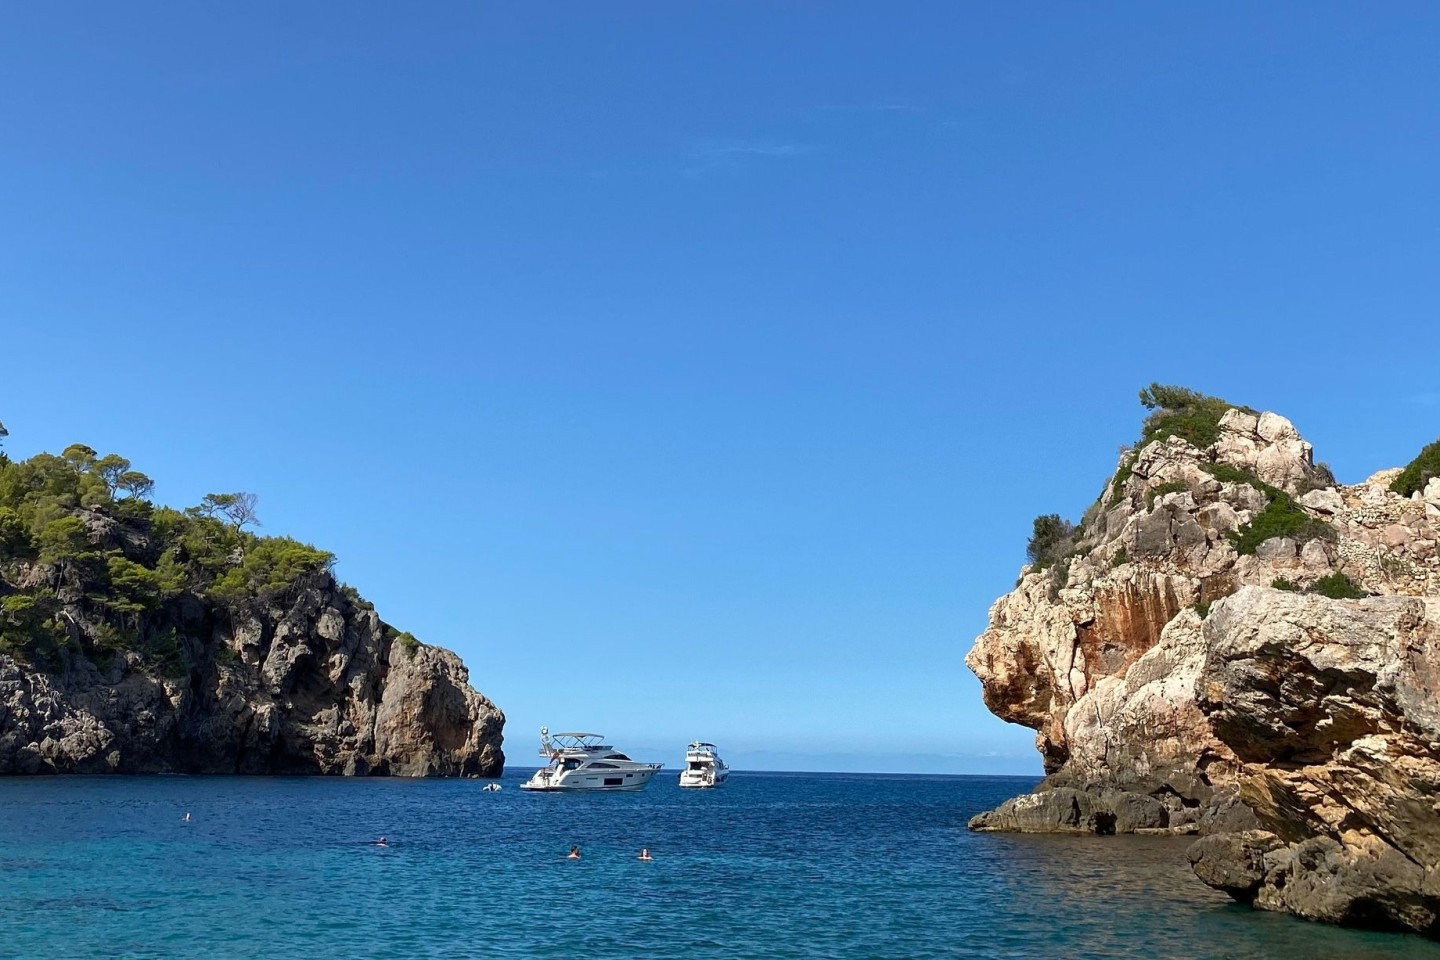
2,772,1437,959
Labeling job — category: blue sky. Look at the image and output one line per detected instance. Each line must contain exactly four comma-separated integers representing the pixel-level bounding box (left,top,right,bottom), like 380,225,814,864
1,3,1437,773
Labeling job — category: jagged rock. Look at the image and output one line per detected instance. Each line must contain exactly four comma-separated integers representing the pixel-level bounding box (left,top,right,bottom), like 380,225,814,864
0,572,504,777
1192,830,1440,934
1211,409,1317,494
1301,488,1345,514
967,402,1440,937
1188,830,1285,900
1253,537,1297,562
967,786,1166,834
1194,587,1440,932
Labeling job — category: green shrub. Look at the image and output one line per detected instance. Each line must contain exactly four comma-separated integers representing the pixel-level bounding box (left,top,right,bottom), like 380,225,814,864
1138,384,1251,450
1205,462,1262,488
1026,514,1076,571
395,630,421,659
105,556,165,615
1309,572,1367,600
206,537,334,607
1271,577,1300,592
1211,464,1336,556
1107,454,1137,506
1145,480,1190,509
1229,493,1336,556
1111,547,1129,569
1193,600,1212,619
35,516,92,564
1390,437,1440,498
0,507,31,558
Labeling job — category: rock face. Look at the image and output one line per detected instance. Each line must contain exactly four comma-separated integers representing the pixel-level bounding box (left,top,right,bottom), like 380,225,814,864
966,403,1440,936
0,572,504,777
1191,588,1440,934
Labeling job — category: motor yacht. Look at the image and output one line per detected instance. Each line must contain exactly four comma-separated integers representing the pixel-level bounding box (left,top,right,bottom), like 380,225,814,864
678,741,730,788
519,727,662,792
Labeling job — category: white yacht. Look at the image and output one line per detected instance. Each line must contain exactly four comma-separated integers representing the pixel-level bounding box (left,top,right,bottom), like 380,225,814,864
519,727,662,792
678,741,730,789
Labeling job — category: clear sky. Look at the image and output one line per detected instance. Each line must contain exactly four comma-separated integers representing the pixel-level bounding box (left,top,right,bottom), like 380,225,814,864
2,4,1437,774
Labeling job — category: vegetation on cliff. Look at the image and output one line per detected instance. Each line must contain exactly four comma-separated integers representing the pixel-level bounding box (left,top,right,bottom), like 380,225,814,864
1137,383,1252,449
1028,386,1346,569
1390,436,1440,498
0,423,343,675
1203,462,1336,556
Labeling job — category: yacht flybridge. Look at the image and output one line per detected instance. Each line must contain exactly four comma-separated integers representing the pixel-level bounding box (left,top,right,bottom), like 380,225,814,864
519,727,662,792
678,741,730,788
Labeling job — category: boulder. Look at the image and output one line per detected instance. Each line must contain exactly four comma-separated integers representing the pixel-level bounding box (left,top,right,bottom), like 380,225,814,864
1187,830,1284,901
967,786,1166,835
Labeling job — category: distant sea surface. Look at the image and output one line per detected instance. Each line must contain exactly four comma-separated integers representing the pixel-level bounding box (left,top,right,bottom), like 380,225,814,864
2,772,1437,959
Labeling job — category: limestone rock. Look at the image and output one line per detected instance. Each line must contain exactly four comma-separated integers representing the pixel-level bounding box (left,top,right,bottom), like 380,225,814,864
1187,830,1285,901
966,786,1166,835
0,573,504,778
1212,409,1317,494
966,402,1440,937
1300,488,1345,514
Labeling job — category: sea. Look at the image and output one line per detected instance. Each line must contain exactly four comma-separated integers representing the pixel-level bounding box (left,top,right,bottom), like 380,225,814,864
1,771,1436,959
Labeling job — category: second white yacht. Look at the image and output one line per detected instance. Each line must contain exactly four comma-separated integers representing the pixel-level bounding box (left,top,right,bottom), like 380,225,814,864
520,727,662,792
678,741,730,788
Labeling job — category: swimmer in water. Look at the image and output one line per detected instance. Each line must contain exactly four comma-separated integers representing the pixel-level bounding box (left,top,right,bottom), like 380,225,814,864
567,845,580,860
638,848,652,861
374,837,389,847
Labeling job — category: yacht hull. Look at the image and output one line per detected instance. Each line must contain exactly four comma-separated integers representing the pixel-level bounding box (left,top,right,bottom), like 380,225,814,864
678,769,729,788
520,766,660,792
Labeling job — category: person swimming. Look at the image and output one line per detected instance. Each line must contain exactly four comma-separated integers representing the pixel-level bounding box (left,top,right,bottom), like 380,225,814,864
374,837,389,847
567,845,580,860
638,847,652,861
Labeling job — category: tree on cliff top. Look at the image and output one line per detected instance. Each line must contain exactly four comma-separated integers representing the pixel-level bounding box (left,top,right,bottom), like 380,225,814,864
1137,383,1250,450
1026,514,1075,569
192,492,261,531
0,424,332,672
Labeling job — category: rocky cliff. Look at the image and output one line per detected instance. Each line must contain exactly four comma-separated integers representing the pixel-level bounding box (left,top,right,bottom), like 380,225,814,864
965,390,1440,936
0,438,504,777
0,568,505,777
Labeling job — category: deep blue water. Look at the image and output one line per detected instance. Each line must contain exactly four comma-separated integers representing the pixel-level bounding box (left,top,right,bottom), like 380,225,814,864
2,771,1437,959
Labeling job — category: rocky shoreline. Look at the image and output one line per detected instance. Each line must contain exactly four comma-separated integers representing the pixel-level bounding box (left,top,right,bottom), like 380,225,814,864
0,571,504,777
965,395,1440,937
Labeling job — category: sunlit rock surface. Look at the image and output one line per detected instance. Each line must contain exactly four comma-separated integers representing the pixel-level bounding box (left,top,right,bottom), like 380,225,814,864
966,404,1440,936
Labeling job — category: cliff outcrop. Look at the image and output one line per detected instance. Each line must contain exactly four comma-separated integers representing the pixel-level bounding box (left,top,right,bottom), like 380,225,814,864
0,570,503,776
0,438,504,777
965,388,1440,936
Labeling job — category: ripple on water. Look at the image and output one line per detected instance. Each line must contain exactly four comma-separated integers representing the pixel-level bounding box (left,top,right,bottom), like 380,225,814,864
0,773,1437,959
